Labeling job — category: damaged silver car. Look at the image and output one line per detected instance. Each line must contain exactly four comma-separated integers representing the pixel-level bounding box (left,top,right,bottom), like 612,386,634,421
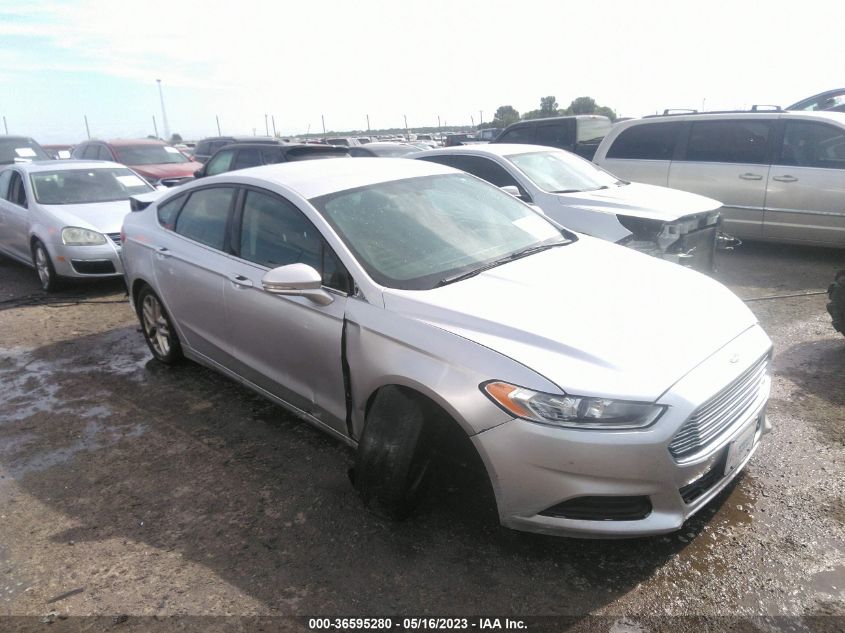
121,159,772,537
414,144,729,272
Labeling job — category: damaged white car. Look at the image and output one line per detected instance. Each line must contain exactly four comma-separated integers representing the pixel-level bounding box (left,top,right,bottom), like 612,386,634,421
121,159,771,537
414,144,730,272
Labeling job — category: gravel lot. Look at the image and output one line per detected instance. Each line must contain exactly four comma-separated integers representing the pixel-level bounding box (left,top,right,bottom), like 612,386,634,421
0,242,843,632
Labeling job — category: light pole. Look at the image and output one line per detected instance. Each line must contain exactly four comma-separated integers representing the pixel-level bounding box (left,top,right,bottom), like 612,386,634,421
156,79,170,141
479,110,483,126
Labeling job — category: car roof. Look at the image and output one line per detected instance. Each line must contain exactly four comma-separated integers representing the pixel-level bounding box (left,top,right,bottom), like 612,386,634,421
612,109,845,127
200,135,277,143
414,144,556,158
0,135,39,142
503,115,608,127
12,160,128,173
95,139,167,146
207,156,455,199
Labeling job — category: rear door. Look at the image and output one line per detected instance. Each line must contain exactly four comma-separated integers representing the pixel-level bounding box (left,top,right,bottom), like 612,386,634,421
764,119,845,245
222,187,351,435
151,185,239,366
668,118,776,239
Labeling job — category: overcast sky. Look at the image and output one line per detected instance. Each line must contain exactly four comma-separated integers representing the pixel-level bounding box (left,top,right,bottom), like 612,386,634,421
1,0,843,143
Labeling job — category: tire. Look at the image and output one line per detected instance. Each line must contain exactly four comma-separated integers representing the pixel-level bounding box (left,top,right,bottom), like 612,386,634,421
353,386,441,520
137,286,183,364
32,240,61,292
828,270,845,337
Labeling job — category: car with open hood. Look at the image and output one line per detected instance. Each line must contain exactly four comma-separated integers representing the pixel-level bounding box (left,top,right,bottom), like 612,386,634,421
414,144,725,272
0,160,154,290
121,158,772,537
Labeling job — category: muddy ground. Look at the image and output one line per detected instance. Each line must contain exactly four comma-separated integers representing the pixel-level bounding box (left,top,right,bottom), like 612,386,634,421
0,242,843,632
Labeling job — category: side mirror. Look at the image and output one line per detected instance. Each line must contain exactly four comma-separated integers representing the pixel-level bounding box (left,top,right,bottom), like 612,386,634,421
193,167,204,178
500,185,521,198
261,263,333,306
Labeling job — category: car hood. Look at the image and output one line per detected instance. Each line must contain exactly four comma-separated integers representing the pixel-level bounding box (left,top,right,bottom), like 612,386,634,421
41,200,131,234
382,237,756,401
557,182,721,222
130,162,200,179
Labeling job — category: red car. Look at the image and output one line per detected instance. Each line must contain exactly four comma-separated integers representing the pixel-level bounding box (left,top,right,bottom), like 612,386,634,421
71,139,201,187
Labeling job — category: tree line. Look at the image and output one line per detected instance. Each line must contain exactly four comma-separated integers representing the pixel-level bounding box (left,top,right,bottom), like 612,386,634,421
488,96,618,129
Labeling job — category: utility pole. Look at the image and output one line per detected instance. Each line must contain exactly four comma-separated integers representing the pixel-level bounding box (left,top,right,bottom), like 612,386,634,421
155,79,170,141
252,128,256,136
479,110,483,126
470,115,475,128
271,115,277,137
264,114,269,136
366,114,370,132
84,115,91,139
404,114,409,140
216,115,221,135
152,115,159,139
2,116,7,134
321,114,326,135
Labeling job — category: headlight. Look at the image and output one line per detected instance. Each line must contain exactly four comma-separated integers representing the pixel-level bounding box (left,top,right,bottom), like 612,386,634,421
482,381,665,430
61,227,107,245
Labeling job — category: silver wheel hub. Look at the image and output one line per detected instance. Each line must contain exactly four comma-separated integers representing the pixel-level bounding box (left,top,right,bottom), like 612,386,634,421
141,295,171,357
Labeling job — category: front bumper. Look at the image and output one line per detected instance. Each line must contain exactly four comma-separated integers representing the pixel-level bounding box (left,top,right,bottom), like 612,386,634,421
48,240,124,279
472,325,772,537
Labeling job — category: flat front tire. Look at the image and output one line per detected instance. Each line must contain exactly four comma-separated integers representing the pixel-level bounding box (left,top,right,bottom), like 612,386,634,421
353,387,439,520
137,286,183,364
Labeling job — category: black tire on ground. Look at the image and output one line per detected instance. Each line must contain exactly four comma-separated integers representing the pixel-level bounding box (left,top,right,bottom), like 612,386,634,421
353,386,442,520
136,285,183,364
31,239,61,292
828,270,845,337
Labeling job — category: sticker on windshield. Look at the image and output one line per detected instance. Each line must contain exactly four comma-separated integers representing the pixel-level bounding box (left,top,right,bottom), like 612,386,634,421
116,175,146,187
15,148,37,157
513,214,554,238
164,146,180,154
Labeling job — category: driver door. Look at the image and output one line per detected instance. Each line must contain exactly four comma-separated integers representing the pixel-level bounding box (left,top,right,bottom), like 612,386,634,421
223,187,352,436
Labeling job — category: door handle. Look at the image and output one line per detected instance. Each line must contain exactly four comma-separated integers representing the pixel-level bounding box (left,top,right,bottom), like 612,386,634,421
739,173,763,180
155,246,171,257
772,175,798,183
229,274,253,288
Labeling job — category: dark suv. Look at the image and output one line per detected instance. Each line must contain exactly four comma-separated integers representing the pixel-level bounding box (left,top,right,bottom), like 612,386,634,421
193,136,279,163
492,115,612,159
193,142,349,178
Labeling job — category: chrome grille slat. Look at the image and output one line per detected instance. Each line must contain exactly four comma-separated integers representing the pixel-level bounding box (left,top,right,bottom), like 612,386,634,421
669,355,769,460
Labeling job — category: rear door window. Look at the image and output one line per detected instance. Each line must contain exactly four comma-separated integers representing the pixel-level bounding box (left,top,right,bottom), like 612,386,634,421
606,122,683,160
535,122,576,149
685,120,773,164
8,171,27,207
261,147,284,164
0,170,13,199
232,148,262,171
174,187,236,250
778,121,845,170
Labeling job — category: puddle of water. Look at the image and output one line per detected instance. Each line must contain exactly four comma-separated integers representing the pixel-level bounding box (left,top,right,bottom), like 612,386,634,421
811,565,845,598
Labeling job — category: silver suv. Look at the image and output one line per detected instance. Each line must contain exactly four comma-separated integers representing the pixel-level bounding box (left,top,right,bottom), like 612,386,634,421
594,110,845,247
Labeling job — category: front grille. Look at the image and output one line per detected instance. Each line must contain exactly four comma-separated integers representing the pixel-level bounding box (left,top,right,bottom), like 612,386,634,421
540,496,652,521
679,449,728,503
669,354,769,460
70,259,117,275
107,233,121,247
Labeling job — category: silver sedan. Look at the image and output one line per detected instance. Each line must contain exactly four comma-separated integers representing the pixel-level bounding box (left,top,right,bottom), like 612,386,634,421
121,159,772,537
0,160,154,291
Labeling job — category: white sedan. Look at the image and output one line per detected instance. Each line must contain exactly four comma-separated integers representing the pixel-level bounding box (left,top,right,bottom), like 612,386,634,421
0,160,154,291
414,144,726,272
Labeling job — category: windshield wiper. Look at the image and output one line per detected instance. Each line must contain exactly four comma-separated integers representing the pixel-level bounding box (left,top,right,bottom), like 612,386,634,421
550,188,581,194
437,239,570,287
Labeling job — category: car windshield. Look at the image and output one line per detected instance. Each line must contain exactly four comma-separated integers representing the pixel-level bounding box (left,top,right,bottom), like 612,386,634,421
0,138,51,163
311,173,568,290
507,150,621,193
30,168,154,204
370,145,418,157
577,118,612,143
114,145,189,165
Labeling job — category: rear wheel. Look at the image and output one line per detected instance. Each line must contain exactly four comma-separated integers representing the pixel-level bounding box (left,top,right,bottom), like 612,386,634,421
353,387,441,520
828,270,845,337
137,286,183,364
32,240,61,292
